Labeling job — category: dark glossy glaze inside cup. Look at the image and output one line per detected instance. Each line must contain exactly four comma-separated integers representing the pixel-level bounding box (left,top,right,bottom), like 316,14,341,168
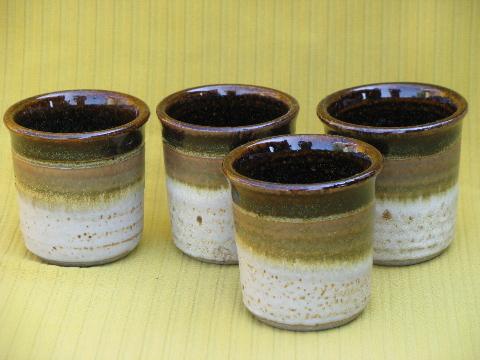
328,89,457,127
166,91,289,127
14,95,137,133
233,140,371,184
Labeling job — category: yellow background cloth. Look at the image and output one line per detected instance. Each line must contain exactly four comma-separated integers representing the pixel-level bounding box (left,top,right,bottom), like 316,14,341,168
0,0,479,359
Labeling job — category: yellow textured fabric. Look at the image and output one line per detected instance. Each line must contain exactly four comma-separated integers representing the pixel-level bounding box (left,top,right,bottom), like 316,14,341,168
0,0,479,359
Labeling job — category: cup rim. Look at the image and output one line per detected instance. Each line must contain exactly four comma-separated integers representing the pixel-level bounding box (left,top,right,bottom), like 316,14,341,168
156,84,299,137
317,82,468,136
222,134,383,194
3,89,150,142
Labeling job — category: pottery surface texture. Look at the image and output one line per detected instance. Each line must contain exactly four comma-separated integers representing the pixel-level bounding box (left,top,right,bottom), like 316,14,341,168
157,84,298,264
223,134,382,330
4,90,149,266
318,82,467,266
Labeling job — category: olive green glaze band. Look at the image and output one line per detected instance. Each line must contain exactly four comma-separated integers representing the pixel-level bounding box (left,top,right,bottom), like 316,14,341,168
231,178,376,218
10,128,144,162
163,142,227,189
375,139,460,199
15,178,144,207
13,146,144,196
234,203,373,263
162,122,294,156
324,123,461,158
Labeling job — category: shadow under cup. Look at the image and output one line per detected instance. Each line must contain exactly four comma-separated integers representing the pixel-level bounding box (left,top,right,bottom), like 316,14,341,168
317,83,468,265
157,84,299,264
4,90,149,266
223,134,382,331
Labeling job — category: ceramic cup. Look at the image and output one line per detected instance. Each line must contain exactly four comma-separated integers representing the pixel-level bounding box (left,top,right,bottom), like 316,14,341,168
317,82,468,266
4,90,149,266
157,84,299,264
223,134,382,330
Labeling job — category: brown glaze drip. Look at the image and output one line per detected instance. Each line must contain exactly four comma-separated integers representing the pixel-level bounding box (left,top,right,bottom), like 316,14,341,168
331,99,456,127
166,92,288,127
234,141,371,184
15,99,137,133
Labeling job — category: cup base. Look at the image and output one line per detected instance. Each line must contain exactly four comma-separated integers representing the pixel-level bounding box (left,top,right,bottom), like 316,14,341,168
179,248,239,265
374,246,449,266
253,311,363,332
36,247,135,267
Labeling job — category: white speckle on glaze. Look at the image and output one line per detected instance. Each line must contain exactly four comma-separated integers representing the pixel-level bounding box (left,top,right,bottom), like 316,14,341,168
236,241,371,329
18,184,144,265
374,183,458,264
166,176,237,263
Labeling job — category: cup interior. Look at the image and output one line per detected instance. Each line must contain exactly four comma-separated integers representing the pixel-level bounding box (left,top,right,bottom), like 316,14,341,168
232,138,372,184
13,92,138,133
165,89,289,127
327,86,457,127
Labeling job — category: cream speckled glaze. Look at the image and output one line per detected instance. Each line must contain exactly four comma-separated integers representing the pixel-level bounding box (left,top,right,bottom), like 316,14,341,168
374,184,458,265
166,176,236,263
236,217,372,330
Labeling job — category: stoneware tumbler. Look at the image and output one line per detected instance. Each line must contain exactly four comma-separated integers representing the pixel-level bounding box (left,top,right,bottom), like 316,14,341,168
223,134,383,330
4,90,149,266
157,84,299,264
317,82,467,265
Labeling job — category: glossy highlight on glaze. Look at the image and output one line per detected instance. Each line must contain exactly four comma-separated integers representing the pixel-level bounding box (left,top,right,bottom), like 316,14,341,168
317,82,468,265
4,90,149,266
157,84,299,264
223,134,382,330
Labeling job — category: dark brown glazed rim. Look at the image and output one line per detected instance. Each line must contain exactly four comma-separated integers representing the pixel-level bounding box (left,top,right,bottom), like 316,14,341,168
4,89,150,142
223,134,383,194
156,84,299,137
317,82,468,136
